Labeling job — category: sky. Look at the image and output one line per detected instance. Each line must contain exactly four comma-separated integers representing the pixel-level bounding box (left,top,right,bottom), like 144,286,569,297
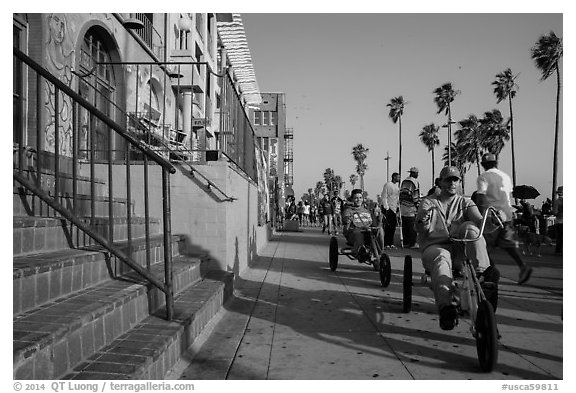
241,12,564,206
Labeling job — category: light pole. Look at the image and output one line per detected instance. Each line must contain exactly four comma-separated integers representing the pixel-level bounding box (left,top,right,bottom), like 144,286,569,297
442,121,456,165
384,151,391,180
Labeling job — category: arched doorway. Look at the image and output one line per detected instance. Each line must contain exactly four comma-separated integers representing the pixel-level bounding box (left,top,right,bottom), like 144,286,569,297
77,27,117,160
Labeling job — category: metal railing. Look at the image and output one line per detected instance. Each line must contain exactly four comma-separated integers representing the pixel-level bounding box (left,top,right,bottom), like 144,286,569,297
133,13,164,60
94,60,259,182
13,47,176,320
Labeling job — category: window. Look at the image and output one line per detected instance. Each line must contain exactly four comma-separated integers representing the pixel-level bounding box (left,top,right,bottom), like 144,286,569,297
79,29,116,159
263,111,270,126
254,111,261,125
271,112,277,126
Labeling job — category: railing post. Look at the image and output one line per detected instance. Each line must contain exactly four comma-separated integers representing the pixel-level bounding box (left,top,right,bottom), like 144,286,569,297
162,169,174,320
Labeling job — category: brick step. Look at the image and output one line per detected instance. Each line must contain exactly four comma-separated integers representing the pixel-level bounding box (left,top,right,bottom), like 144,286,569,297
63,271,233,380
14,234,187,313
13,256,206,380
14,191,134,219
14,216,162,257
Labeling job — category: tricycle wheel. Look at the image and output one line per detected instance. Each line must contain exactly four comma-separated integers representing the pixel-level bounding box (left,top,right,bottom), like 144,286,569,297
329,236,339,271
403,255,413,313
379,253,391,287
475,300,499,372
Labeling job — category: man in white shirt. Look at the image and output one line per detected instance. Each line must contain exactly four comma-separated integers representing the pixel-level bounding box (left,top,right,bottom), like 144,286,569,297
381,172,400,249
476,153,532,284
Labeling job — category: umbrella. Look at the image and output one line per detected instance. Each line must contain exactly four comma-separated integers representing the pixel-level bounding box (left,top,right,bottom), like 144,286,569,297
513,185,540,200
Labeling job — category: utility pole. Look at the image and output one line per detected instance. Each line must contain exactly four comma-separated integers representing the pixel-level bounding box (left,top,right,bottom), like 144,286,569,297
384,151,391,180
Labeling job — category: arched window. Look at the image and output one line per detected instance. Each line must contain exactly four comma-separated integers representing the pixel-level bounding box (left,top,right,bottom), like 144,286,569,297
78,28,116,159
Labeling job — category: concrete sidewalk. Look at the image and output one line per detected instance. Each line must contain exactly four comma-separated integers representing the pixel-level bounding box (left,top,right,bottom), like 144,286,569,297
172,227,563,380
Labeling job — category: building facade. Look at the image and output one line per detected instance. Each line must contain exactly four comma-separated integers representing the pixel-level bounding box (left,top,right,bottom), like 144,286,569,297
13,13,270,379
249,92,295,222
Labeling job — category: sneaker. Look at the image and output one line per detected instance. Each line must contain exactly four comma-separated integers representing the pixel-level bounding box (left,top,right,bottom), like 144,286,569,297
410,243,420,249
518,266,533,285
439,304,459,330
389,245,397,249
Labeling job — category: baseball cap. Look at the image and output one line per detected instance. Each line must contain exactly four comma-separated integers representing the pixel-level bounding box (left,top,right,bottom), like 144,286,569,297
408,167,419,173
439,166,461,180
481,153,497,163
351,188,363,197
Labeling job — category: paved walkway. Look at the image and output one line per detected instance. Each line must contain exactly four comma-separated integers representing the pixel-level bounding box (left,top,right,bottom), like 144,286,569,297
174,227,563,380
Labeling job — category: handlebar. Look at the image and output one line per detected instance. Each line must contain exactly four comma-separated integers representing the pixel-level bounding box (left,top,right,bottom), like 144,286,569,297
431,205,504,243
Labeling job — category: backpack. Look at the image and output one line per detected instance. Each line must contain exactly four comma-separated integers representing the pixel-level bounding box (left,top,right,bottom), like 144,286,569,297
399,179,419,205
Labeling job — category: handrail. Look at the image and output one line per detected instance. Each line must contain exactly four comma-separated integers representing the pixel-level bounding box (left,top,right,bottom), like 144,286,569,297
13,47,176,175
14,46,175,320
14,172,169,293
138,131,237,202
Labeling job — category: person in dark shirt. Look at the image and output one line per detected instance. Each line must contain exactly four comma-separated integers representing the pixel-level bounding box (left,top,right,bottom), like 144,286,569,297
331,191,344,235
320,194,334,234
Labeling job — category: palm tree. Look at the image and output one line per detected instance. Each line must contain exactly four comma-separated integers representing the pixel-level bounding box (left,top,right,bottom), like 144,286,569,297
456,114,483,176
314,181,324,200
386,96,406,175
479,109,510,157
323,168,335,194
492,68,520,188
333,175,344,194
433,83,460,165
356,163,368,191
349,174,358,189
531,31,563,201
442,141,468,194
352,144,369,191
419,123,440,186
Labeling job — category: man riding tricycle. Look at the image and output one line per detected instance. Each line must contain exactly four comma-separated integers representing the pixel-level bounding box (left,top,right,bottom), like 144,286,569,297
328,189,392,287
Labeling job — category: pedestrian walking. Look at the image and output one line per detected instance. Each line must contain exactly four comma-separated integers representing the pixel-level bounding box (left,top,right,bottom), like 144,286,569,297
320,194,334,234
552,186,563,254
296,201,304,225
381,172,400,249
302,201,311,227
475,153,532,284
399,167,421,248
331,191,344,235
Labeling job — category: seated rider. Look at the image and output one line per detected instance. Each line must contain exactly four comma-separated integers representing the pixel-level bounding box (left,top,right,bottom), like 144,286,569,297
415,166,499,331
342,189,385,259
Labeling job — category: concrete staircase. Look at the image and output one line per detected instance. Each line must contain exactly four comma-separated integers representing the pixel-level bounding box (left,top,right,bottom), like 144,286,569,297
13,173,233,379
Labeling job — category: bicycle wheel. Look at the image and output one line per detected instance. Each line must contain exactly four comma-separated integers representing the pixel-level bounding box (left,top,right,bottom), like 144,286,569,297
329,236,339,271
475,300,498,372
403,255,413,313
379,253,391,287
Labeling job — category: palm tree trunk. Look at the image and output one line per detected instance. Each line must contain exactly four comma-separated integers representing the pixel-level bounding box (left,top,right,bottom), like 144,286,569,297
447,105,452,166
476,152,481,176
431,148,435,187
552,63,561,201
398,116,402,176
509,94,517,204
